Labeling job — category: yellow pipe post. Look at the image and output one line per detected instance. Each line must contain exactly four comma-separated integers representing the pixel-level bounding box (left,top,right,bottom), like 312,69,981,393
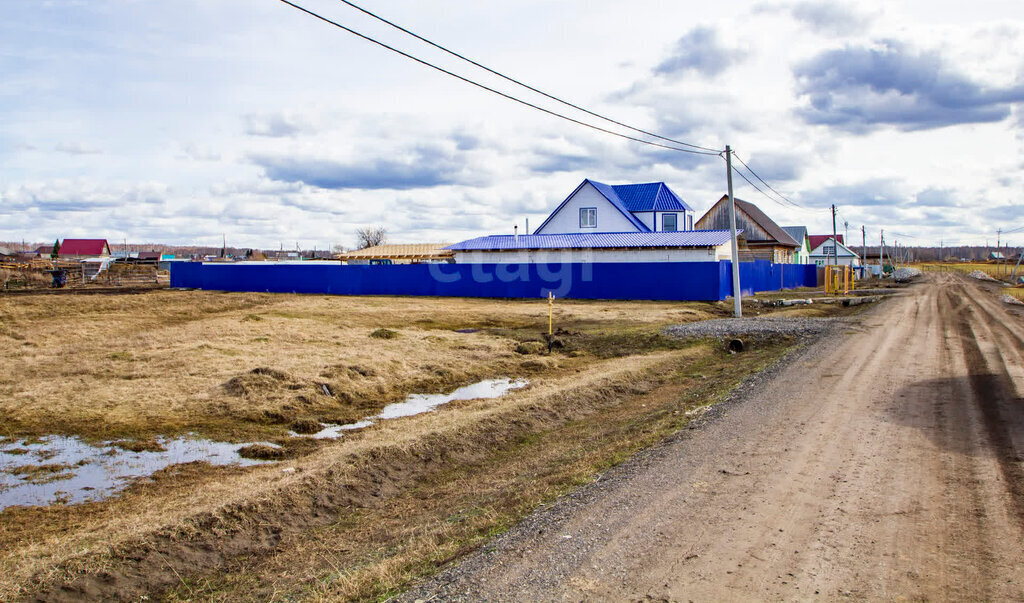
548,291,554,336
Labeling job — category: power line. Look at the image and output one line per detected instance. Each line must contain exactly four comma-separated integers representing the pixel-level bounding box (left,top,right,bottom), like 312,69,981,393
334,0,721,153
729,162,784,207
731,152,802,208
278,0,721,156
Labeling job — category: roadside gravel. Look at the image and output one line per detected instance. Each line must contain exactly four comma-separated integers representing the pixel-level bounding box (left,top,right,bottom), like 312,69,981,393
664,316,841,339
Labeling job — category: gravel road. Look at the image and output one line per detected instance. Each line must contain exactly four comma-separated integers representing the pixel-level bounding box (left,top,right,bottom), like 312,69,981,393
401,272,1024,601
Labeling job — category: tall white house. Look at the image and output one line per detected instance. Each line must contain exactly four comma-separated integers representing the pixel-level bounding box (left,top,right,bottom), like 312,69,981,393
447,179,735,264
533,179,695,234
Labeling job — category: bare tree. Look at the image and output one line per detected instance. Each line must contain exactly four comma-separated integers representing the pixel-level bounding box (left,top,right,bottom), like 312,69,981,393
355,226,387,249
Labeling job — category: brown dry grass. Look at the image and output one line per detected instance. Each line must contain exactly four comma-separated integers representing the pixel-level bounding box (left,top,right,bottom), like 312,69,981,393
0,290,722,443
918,261,1020,280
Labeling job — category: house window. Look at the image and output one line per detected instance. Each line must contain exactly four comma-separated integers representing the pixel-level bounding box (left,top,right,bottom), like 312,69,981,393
579,207,597,228
823,245,835,255
662,213,678,232
686,214,693,230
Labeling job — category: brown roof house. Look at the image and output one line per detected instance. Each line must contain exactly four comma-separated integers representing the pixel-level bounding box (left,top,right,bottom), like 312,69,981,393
695,196,800,263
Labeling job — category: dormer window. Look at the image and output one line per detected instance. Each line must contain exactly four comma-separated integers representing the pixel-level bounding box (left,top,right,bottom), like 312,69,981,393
662,213,678,232
580,207,597,228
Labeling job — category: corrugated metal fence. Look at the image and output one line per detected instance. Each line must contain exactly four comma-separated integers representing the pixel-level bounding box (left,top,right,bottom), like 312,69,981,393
170,260,816,301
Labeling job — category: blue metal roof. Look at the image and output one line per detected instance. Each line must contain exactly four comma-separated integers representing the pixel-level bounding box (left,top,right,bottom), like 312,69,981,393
446,231,737,251
611,182,694,213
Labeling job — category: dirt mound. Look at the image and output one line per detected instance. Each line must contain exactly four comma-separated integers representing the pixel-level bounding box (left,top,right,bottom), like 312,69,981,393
223,367,295,396
290,418,322,434
237,444,286,460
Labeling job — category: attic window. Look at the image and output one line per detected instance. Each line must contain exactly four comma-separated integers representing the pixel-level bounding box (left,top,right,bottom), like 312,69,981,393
580,207,597,228
823,245,835,255
662,213,678,232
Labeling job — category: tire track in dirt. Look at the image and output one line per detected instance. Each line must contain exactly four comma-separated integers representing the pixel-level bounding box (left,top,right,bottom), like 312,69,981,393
945,280,1024,529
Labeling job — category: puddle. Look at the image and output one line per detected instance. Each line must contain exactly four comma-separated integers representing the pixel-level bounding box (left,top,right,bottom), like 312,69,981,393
0,435,276,511
0,378,527,510
299,377,528,439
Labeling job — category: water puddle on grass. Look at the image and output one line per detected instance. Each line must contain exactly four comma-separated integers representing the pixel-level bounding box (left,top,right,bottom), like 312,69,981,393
299,377,528,439
0,378,527,510
0,435,277,511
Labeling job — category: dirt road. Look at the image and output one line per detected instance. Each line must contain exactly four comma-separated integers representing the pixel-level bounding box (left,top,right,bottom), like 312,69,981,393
406,273,1024,601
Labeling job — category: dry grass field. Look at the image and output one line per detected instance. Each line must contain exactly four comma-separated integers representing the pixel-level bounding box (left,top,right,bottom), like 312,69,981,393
918,261,1021,280
0,289,854,600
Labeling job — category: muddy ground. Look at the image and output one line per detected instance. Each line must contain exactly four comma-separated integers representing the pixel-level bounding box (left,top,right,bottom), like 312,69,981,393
404,272,1024,601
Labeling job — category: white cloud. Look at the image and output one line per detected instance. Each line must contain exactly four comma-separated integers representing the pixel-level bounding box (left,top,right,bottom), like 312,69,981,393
2,0,1023,247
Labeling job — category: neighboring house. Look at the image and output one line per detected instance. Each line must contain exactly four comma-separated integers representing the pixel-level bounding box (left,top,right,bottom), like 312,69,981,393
339,243,454,265
58,239,111,258
446,231,735,264
33,245,54,257
808,235,861,267
695,196,800,263
782,226,812,264
989,251,1006,261
0,246,14,259
533,179,695,235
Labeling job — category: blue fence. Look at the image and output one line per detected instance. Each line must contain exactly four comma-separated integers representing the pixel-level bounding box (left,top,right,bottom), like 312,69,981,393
170,260,816,301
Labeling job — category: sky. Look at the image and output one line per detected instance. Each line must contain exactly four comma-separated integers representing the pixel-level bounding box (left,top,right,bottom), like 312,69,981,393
2,0,1023,250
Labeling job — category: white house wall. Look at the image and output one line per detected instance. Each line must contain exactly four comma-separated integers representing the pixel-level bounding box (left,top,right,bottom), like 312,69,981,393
633,211,655,230
453,247,721,264
534,182,643,234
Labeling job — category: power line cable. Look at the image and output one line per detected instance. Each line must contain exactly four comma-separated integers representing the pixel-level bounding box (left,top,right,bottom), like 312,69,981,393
731,152,802,208
730,163,785,208
334,0,721,153
278,0,721,156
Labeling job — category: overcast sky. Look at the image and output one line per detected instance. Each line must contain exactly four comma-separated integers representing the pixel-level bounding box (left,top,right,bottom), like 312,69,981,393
2,0,1023,250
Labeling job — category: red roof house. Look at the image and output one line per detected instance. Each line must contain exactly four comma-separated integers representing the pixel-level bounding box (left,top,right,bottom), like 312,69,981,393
58,239,111,257
808,234,844,250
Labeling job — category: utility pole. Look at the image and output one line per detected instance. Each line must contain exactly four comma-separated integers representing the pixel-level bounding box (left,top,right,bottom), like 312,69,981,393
831,204,838,266
997,229,1001,275
861,225,866,278
844,220,849,247
725,145,742,318
880,229,887,273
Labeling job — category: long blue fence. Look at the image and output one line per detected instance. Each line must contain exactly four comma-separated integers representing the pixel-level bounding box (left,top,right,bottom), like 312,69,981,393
170,260,816,301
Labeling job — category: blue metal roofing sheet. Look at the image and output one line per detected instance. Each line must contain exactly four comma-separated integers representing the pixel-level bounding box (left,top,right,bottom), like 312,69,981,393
611,182,694,213
446,231,737,251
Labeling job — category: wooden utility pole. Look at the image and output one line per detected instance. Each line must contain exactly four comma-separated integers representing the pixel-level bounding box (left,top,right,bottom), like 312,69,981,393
725,145,742,318
831,204,838,266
